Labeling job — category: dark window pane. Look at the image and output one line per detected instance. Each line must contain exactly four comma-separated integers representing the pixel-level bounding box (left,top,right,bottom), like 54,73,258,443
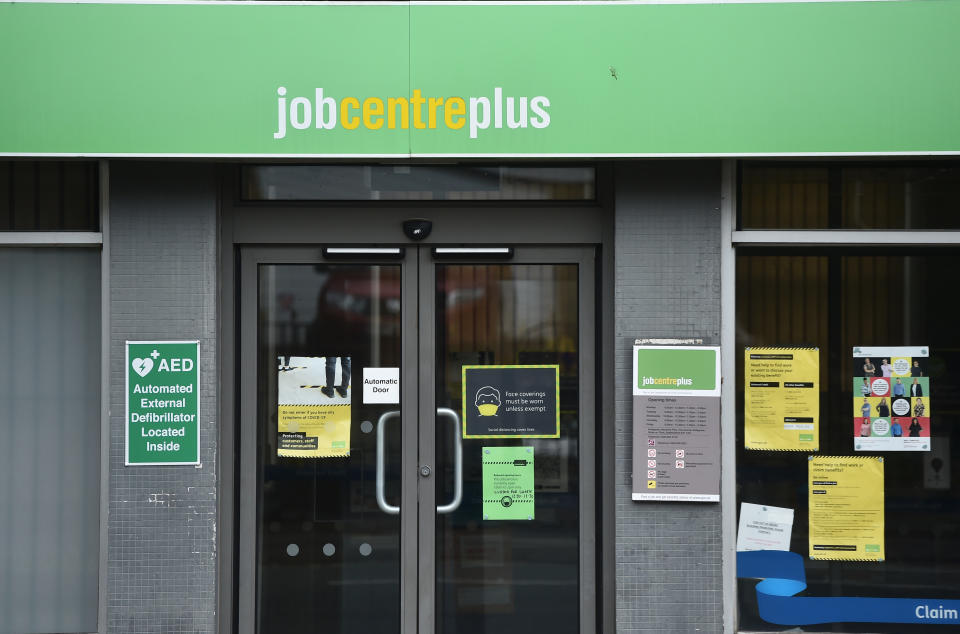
241,165,595,201
736,250,960,633
0,161,99,231
740,164,960,230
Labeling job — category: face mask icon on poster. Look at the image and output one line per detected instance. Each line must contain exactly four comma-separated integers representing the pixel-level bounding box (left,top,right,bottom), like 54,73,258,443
476,386,501,417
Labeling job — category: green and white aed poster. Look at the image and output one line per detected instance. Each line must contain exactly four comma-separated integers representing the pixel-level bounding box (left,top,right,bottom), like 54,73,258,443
482,446,535,521
126,341,200,466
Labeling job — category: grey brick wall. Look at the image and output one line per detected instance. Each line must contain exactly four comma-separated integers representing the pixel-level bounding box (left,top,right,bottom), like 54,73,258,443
614,161,723,634
108,163,218,634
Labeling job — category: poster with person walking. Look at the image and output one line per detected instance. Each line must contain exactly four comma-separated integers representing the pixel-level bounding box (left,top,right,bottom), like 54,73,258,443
277,355,352,458
852,346,930,452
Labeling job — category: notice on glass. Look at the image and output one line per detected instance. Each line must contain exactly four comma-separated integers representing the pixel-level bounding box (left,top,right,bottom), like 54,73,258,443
737,502,794,552
853,346,930,452
808,456,885,561
126,340,200,466
462,365,559,438
277,356,351,458
744,347,819,451
482,446,535,520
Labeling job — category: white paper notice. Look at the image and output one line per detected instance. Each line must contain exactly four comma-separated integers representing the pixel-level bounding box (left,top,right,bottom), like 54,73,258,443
737,502,794,552
362,367,400,404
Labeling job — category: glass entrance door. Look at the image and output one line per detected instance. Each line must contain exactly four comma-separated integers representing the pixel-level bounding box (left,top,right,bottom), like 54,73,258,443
238,246,595,634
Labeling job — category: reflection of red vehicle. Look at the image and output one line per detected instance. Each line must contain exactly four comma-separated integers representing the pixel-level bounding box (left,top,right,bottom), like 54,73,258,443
310,270,403,354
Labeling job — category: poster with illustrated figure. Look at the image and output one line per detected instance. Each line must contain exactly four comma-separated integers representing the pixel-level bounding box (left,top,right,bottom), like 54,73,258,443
277,355,351,458
461,365,559,438
744,347,819,451
809,456,885,561
853,346,930,452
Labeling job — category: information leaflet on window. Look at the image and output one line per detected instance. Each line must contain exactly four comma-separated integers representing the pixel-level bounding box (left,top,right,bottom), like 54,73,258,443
277,356,351,458
482,446,535,521
126,341,199,465
744,347,819,451
853,346,930,452
808,456,885,561
632,344,721,502
737,502,794,552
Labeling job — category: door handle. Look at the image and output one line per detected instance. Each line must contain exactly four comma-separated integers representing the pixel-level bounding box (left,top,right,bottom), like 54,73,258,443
435,407,463,514
375,410,401,515
375,407,463,515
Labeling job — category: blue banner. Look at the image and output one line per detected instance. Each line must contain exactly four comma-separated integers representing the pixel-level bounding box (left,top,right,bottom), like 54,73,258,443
738,550,960,626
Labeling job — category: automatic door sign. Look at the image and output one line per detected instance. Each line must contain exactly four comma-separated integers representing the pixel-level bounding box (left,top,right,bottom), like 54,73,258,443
482,447,535,520
462,365,559,439
126,341,200,465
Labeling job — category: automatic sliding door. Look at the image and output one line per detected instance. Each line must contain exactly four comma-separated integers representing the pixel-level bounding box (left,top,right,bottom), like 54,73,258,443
428,253,594,634
252,259,405,634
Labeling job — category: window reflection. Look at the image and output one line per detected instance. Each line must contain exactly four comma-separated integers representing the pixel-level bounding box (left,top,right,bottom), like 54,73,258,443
435,264,580,634
736,252,960,633
257,264,402,634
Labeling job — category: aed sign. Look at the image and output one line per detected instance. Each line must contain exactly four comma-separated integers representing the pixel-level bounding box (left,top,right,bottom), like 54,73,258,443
126,341,200,465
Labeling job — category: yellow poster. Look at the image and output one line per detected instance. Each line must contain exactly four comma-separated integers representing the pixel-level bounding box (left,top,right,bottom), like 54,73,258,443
808,456,884,561
744,347,819,451
277,356,351,458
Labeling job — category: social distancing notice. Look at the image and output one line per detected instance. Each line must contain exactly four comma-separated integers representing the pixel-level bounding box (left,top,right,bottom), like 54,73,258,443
277,356,351,458
462,365,559,438
744,348,819,451
482,446,535,521
126,341,199,465
808,456,884,561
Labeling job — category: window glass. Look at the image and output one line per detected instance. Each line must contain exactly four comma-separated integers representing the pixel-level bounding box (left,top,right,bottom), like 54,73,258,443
0,248,100,633
0,162,99,231
736,250,960,633
740,164,960,229
241,165,595,201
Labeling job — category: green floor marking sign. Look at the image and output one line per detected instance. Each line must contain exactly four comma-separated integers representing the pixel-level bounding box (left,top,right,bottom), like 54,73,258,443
126,341,200,465
482,446,535,521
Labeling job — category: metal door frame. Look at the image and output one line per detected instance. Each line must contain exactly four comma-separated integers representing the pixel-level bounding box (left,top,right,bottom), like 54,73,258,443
236,247,421,634
416,246,596,634
218,174,613,634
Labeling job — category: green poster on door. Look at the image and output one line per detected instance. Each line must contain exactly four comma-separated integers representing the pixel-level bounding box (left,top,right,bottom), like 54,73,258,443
482,447,535,521
126,341,200,465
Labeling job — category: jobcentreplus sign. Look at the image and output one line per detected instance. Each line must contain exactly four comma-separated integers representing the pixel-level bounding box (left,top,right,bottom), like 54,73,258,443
274,87,551,140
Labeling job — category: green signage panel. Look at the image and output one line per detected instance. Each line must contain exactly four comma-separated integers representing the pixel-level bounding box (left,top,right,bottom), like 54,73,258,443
126,341,200,465
2,1,959,156
633,345,721,395
482,446,535,521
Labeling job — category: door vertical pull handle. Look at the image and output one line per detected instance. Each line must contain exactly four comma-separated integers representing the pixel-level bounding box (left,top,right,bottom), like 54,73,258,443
376,410,401,515
436,407,463,514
